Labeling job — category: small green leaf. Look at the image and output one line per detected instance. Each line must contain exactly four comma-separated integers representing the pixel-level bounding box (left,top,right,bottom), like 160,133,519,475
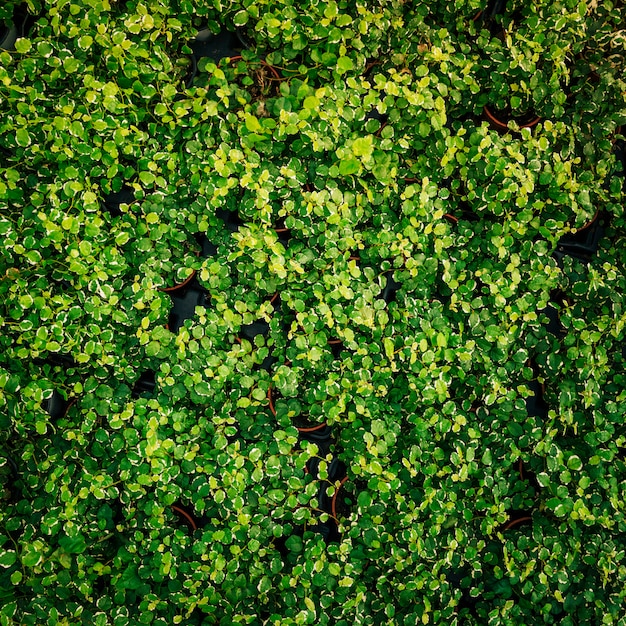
14,38,31,53
115,231,130,245
285,535,303,552
139,171,155,185
245,114,263,133
304,96,320,110
0,551,16,567
78,35,93,50
337,56,354,74
234,10,249,26
567,455,583,471
15,128,30,147
339,158,360,176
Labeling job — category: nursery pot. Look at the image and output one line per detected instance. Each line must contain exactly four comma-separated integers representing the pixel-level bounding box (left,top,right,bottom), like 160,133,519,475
1,453,19,503
185,28,250,88
44,390,75,421
228,55,281,94
171,504,198,532
167,279,209,333
267,386,329,434
331,476,350,520
0,22,18,51
554,210,604,264
501,514,532,532
132,370,156,399
160,269,197,293
102,185,136,218
379,270,402,304
483,105,541,133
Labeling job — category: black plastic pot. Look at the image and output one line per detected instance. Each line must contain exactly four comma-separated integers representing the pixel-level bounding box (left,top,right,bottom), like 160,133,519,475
195,233,217,258
364,108,388,135
543,292,570,338
0,4,29,52
379,271,402,304
553,211,605,264
45,352,77,369
216,207,243,233
102,185,135,218
300,424,333,450
518,459,541,492
239,319,278,372
327,338,346,359
274,220,292,247
240,320,270,341
1,453,18,503
185,28,250,88
132,370,156,399
44,390,70,420
473,2,506,42
499,512,533,532
167,278,209,334
525,379,548,419
0,22,18,51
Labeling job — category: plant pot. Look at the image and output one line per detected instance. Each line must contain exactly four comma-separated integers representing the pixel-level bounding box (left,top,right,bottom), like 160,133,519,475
0,22,18,51
195,232,218,259
331,475,350,520
543,291,572,337
500,514,533,532
483,105,541,133
379,270,402,304
216,207,243,232
44,390,72,420
300,424,333,448
0,453,18,503
553,211,605,264
185,28,250,88
167,277,209,333
268,386,329,434
0,4,28,52
171,503,198,532
132,370,156,399
160,269,197,293
44,352,77,369
518,459,541,491
364,108,388,135
102,185,136,218
228,55,282,99
236,319,279,372
273,219,292,246
240,320,270,342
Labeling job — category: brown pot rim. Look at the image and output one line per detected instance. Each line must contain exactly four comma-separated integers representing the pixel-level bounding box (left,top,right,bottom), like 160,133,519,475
171,504,198,531
229,55,281,80
331,476,349,519
267,386,328,433
483,104,541,132
502,515,532,531
574,209,599,232
160,269,197,293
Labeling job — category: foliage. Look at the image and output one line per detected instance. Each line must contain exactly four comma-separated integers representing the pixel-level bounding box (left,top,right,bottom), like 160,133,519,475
1,0,625,624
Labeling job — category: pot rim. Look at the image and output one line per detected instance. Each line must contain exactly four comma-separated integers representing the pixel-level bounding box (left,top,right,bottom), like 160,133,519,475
483,104,541,132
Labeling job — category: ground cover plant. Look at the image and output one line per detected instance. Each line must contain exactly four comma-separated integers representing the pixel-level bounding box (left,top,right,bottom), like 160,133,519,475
1,0,625,624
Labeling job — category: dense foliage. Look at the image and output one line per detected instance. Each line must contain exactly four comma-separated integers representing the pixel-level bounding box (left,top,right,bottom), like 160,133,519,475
1,0,625,624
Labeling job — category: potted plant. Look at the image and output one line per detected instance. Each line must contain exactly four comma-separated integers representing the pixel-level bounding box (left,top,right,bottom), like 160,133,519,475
185,27,249,88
